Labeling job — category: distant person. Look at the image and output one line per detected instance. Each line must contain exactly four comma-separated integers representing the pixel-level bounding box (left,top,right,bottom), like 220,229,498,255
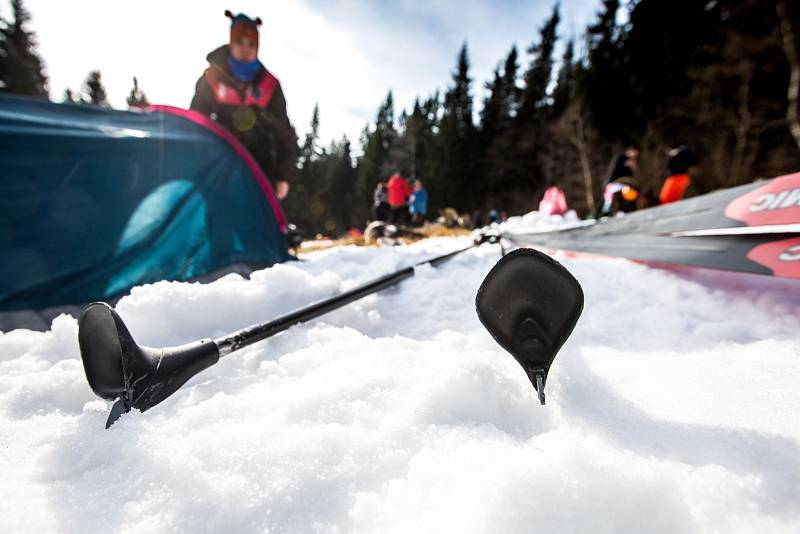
607,147,638,183
471,209,484,229
408,179,428,226
659,145,699,204
611,179,644,213
488,209,500,224
539,185,568,216
372,181,389,221
387,171,412,225
598,146,640,217
190,10,297,199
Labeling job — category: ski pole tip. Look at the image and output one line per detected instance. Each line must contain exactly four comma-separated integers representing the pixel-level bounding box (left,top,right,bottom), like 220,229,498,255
535,371,546,405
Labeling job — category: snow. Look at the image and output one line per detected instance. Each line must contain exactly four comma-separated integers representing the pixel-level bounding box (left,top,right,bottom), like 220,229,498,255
498,208,587,234
2,220,800,533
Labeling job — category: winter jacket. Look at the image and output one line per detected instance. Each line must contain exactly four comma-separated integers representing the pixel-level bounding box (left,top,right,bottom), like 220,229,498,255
190,45,298,183
409,189,428,215
539,185,568,216
387,174,412,206
659,174,690,204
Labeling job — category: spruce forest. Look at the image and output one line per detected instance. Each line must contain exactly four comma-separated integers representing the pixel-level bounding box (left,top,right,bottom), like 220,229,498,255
3,0,800,236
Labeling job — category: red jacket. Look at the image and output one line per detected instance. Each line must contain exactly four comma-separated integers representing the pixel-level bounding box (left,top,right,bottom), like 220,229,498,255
387,174,412,206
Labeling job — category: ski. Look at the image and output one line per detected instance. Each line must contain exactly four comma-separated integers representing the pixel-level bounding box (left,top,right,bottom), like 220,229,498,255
503,172,800,279
665,224,800,237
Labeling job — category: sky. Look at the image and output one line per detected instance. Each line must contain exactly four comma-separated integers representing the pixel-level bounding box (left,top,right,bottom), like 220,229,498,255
15,0,602,151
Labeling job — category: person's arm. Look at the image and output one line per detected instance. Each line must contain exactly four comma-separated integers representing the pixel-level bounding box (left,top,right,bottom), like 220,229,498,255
190,71,217,117
404,180,413,199
270,85,299,195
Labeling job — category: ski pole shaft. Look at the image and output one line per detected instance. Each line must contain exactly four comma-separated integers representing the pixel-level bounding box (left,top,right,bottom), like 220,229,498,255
215,242,476,356
216,269,410,355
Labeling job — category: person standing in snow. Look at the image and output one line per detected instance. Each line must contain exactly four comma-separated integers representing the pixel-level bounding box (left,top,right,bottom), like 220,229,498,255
538,185,568,216
597,146,641,217
191,10,297,200
372,181,390,221
408,179,428,227
386,171,412,225
659,144,699,204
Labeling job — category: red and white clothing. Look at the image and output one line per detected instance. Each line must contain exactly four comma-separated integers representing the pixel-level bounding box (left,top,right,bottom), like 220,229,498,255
191,45,297,184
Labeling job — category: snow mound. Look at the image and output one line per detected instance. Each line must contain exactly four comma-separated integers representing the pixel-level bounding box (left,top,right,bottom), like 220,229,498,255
1,236,799,533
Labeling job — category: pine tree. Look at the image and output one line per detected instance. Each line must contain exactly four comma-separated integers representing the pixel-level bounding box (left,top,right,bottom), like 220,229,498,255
408,92,442,212
777,0,800,151
480,67,505,145
323,136,357,230
354,91,397,223
582,0,628,139
587,0,619,61
669,0,800,189
62,88,77,103
126,76,149,107
552,38,576,116
0,0,48,96
393,98,424,178
284,103,322,233
519,4,560,123
436,42,476,210
301,103,321,165
489,46,529,207
83,70,109,106
443,43,474,135
511,3,560,206
501,45,521,119
478,46,522,205
622,0,715,141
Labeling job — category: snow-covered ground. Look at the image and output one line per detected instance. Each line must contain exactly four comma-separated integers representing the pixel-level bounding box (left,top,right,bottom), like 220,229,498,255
2,215,800,533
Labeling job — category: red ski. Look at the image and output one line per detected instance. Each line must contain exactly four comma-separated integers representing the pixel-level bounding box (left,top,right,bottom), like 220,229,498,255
504,172,800,279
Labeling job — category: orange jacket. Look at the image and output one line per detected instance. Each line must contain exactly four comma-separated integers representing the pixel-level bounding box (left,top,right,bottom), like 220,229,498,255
659,174,690,204
387,174,412,206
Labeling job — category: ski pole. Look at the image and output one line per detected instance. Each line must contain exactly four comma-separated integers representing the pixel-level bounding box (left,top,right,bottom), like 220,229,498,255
80,235,498,428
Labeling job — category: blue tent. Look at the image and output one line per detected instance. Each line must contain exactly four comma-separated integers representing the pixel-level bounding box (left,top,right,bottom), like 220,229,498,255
0,94,291,322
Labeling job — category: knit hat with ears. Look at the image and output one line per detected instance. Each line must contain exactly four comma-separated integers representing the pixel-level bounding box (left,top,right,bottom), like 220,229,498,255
225,10,262,47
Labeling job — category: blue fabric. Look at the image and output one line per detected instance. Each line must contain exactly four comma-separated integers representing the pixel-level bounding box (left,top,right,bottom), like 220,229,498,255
409,189,428,215
0,94,291,312
227,56,261,81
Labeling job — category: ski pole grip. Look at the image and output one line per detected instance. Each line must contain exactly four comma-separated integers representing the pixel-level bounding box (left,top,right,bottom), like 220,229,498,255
133,340,220,412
